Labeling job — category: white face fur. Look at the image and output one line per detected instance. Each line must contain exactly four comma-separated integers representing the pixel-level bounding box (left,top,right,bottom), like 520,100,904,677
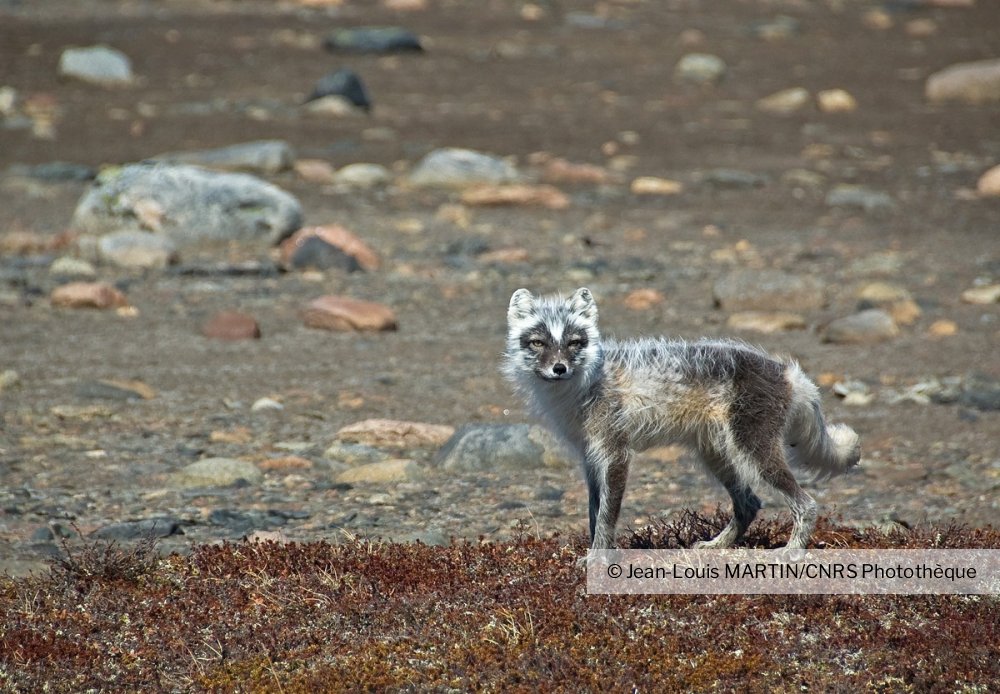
506,288,601,383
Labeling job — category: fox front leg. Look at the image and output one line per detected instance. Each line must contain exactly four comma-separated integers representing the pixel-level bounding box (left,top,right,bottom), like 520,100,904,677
583,439,631,551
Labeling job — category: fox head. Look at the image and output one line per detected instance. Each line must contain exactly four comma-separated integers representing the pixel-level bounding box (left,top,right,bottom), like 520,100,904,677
505,287,602,383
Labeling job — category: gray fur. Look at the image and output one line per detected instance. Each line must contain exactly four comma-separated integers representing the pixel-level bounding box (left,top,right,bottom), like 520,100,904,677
504,288,861,552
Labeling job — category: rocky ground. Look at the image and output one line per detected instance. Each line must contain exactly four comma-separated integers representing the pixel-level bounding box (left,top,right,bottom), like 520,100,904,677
1,0,998,577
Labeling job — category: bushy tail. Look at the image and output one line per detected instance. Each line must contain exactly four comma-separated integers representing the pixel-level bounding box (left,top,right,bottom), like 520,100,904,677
784,363,861,477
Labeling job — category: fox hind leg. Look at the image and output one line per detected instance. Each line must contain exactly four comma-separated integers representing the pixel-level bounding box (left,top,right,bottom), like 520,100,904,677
693,451,762,549
756,447,817,549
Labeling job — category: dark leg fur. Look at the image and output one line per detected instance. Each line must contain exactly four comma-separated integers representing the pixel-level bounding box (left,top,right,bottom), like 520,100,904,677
586,442,630,550
694,451,763,548
755,447,817,549
585,466,601,541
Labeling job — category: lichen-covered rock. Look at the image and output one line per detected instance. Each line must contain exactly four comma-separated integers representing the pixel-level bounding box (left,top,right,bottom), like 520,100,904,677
71,163,302,246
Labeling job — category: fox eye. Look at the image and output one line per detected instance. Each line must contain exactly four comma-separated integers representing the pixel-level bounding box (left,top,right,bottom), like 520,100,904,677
566,338,586,349
528,339,546,349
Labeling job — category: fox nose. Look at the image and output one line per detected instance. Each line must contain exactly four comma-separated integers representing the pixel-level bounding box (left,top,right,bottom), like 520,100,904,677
553,363,567,375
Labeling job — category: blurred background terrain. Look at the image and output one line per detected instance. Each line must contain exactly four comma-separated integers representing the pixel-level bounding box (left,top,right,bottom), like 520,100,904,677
0,0,998,576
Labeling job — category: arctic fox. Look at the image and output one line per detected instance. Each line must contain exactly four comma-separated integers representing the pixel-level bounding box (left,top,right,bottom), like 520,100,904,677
503,287,861,551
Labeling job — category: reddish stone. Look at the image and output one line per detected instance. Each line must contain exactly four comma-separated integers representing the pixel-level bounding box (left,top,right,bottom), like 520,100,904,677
336,419,455,448
279,224,380,271
302,296,397,332
50,282,128,309
201,311,261,340
293,159,337,184
541,158,611,185
259,456,314,472
0,231,50,255
623,288,666,311
460,184,570,209
478,247,530,264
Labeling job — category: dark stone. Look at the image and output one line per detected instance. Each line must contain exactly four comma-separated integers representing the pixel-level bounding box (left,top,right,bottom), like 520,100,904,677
290,235,362,272
75,380,150,401
535,486,565,502
167,261,281,278
206,509,305,534
700,169,770,189
959,373,1000,412
324,27,423,54
93,517,183,540
31,526,54,542
445,238,491,257
50,522,75,539
30,542,63,559
307,68,371,111
9,161,97,182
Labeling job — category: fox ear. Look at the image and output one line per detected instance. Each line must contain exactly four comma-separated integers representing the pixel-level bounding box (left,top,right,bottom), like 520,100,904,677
569,287,598,322
508,288,536,321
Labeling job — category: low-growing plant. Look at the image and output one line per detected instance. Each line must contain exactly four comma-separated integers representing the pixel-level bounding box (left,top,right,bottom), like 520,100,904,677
0,513,996,692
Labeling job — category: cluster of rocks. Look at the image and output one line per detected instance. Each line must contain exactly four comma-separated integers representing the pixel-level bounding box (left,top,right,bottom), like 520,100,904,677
671,22,1000,108
6,124,991,347
832,373,1000,413
708,263,1000,349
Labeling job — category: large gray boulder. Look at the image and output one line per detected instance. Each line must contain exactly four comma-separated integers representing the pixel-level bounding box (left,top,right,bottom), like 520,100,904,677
71,163,302,246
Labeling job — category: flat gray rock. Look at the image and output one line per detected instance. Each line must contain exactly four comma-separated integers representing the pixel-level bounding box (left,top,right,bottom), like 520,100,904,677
324,26,422,54
434,424,574,472
699,168,770,189
152,140,296,174
71,163,302,246
58,45,133,86
825,184,896,216
926,58,1000,104
822,309,899,344
408,148,520,188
